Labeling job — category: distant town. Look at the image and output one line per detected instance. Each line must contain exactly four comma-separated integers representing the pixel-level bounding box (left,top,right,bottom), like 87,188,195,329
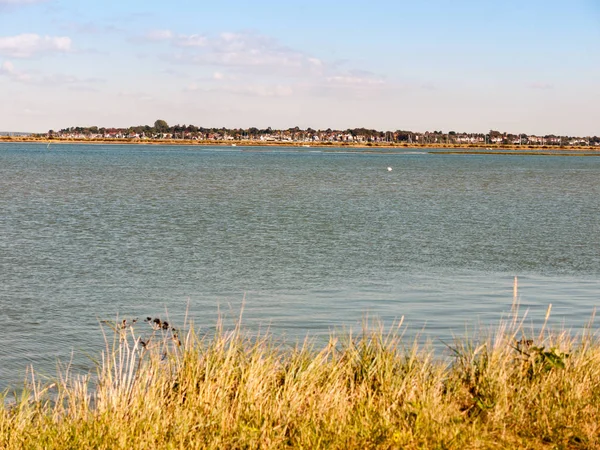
2,120,599,147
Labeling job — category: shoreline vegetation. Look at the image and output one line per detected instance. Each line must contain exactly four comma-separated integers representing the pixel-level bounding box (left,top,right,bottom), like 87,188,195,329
2,310,600,449
2,135,600,154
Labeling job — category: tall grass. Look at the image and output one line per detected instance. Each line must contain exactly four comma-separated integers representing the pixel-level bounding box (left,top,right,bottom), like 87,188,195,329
2,310,600,449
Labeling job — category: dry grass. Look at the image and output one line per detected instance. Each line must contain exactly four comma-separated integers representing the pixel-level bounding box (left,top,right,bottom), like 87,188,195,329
2,311,599,449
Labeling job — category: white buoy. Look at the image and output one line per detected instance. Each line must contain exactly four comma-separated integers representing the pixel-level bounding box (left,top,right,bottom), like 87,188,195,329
387,167,392,172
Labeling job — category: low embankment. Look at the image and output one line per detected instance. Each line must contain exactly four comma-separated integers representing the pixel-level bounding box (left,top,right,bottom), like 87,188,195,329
1,135,599,152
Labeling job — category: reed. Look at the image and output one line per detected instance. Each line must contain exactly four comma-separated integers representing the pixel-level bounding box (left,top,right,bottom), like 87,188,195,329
1,312,599,449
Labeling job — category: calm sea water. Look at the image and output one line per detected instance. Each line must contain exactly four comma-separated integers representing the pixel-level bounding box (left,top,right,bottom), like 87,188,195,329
1,143,599,389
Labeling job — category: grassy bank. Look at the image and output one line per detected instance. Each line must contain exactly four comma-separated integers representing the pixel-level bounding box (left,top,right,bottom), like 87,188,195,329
2,314,599,449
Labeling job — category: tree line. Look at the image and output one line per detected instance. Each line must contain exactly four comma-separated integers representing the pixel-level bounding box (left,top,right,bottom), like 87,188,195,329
48,120,600,145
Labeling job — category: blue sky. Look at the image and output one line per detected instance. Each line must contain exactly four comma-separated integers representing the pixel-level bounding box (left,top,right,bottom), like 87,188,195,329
1,0,598,134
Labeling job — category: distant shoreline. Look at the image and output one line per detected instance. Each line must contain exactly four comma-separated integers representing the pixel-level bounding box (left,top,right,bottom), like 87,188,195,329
1,135,599,153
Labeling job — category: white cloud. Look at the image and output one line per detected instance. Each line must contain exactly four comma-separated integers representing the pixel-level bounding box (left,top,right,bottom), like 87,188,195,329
528,82,554,90
1,60,14,73
0,0,46,4
212,71,236,81
199,32,323,74
0,59,103,89
144,29,173,41
175,34,207,47
187,82,293,97
326,75,384,86
118,91,155,102
307,57,322,67
0,60,32,82
0,33,72,58
42,73,103,87
323,70,387,94
146,29,323,77
59,21,125,35
141,28,391,102
224,84,293,97
22,107,44,115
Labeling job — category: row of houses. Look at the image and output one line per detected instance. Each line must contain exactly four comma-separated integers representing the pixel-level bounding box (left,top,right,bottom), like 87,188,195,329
48,129,599,146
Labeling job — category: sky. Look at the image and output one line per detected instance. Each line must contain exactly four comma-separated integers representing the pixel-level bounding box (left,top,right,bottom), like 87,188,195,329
0,0,599,135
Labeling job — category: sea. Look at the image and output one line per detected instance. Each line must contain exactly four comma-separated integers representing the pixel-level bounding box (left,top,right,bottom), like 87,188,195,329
1,143,599,390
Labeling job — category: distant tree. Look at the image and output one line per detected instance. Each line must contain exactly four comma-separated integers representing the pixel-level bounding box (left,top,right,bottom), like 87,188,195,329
154,119,169,131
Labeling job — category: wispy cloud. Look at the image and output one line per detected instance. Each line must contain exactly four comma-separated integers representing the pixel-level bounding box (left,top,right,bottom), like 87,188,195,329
0,60,32,81
0,0,47,5
43,73,104,86
187,82,293,97
0,59,103,89
144,29,173,41
326,73,385,86
212,71,236,81
58,21,125,35
320,70,388,98
0,0,48,12
527,82,554,90
139,28,390,103
22,107,45,115
174,34,207,47
420,81,437,91
141,30,323,78
118,91,155,102
0,33,72,58
179,31,323,76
